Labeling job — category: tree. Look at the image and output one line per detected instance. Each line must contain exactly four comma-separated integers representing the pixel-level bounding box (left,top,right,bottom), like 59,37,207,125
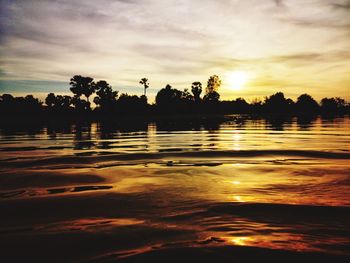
71,96,91,112
23,95,42,111
251,98,263,112
233,97,249,112
93,80,118,112
264,92,293,113
296,94,319,114
206,75,221,93
69,75,96,102
182,88,194,101
321,97,347,114
59,95,72,109
155,84,198,114
116,93,148,115
191,82,202,102
45,93,71,108
203,75,221,102
156,84,182,104
45,93,56,108
139,78,149,97
203,91,220,102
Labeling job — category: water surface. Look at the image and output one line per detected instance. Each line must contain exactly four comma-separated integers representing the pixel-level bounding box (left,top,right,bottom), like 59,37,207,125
0,116,349,262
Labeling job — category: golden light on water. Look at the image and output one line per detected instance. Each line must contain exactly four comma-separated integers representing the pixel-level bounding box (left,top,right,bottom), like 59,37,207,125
226,71,250,91
233,131,241,150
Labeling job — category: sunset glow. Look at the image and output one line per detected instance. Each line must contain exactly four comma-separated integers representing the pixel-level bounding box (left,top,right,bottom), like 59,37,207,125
227,71,250,91
1,2,350,262
0,0,349,101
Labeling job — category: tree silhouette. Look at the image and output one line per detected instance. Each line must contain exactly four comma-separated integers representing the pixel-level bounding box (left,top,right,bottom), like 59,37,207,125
321,97,347,114
71,96,90,112
233,98,249,113
191,82,202,102
139,78,149,97
116,93,148,115
155,84,184,113
23,95,43,112
93,80,118,112
182,88,194,101
45,93,72,111
70,75,96,103
206,75,221,93
45,93,56,108
59,95,72,109
2,73,350,120
0,93,43,119
296,94,319,114
203,75,221,102
264,92,294,113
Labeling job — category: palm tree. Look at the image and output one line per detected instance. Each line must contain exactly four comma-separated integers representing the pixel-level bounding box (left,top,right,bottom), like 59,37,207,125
139,78,149,97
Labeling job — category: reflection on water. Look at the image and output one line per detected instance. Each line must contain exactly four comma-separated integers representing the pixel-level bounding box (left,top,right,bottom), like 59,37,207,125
0,116,349,155
0,116,349,261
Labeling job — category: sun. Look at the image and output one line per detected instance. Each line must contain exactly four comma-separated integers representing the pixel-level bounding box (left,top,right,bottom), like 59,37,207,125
227,71,250,90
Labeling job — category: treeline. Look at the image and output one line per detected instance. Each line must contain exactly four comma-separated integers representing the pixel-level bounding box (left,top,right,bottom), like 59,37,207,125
0,74,349,122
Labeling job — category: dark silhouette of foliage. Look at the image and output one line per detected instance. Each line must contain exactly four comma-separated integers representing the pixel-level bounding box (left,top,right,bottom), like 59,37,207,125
295,94,319,115
71,96,91,112
203,75,221,102
264,92,294,114
206,75,221,93
1,74,349,122
0,93,43,121
139,78,149,97
321,97,347,115
70,75,96,102
116,93,148,115
203,91,220,102
93,80,118,113
251,98,264,112
182,88,194,101
69,75,96,113
23,95,42,111
45,93,72,110
155,84,193,114
220,98,250,113
191,82,202,102
45,93,56,108
156,84,182,105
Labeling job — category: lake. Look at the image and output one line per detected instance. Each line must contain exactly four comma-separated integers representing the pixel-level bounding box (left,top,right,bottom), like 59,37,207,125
0,115,349,262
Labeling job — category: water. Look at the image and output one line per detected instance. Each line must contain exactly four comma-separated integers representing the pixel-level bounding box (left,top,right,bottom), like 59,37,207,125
0,116,349,262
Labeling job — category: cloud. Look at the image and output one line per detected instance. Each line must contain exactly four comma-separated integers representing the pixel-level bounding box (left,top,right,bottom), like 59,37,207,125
331,0,350,10
273,0,286,8
276,0,350,29
0,0,349,100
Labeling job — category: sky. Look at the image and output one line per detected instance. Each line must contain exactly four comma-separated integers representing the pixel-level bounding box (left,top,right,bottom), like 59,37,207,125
0,0,349,102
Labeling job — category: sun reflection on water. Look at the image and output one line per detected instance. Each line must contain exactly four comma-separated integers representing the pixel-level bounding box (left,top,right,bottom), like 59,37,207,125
233,131,241,150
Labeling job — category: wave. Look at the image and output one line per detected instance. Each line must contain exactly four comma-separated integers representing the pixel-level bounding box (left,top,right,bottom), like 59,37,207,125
1,149,349,168
0,185,113,199
91,245,350,263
